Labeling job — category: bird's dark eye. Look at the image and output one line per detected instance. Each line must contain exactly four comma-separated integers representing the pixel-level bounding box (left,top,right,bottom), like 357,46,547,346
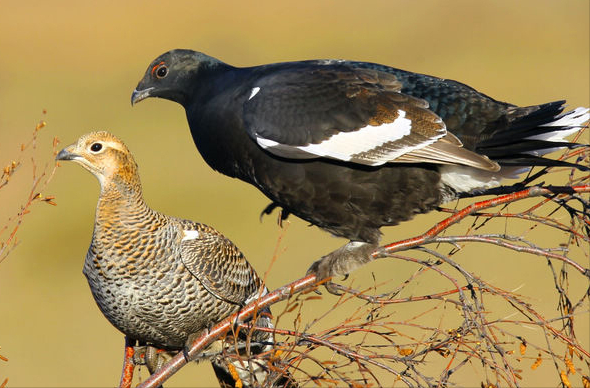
90,143,103,152
156,65,168,79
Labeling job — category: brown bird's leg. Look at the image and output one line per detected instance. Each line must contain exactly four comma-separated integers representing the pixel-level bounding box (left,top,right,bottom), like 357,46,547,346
307,241,378,294
119,337,136,388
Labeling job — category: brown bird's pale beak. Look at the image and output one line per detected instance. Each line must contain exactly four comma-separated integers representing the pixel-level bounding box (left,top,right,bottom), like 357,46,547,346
131,87,154,106
55,145,80,161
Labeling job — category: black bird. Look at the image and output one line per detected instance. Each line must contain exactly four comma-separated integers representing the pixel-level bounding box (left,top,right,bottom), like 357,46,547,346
132,49,588,281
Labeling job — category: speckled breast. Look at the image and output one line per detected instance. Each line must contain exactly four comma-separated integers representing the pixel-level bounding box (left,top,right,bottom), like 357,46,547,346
82,225,238,349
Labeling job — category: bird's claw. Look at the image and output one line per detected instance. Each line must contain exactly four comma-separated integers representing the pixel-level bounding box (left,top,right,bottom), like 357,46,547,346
259,202,290,226
306,242,376,295
182,346,191,363
306,257,345,296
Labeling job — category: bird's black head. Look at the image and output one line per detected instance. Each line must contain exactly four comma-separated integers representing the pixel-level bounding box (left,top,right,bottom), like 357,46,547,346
131,49,227,107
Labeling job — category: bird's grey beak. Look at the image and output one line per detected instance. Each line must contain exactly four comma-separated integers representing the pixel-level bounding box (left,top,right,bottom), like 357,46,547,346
55,146,80,161
131,87,154,106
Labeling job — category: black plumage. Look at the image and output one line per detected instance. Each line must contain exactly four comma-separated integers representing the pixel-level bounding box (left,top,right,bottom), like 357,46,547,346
131,49,588,280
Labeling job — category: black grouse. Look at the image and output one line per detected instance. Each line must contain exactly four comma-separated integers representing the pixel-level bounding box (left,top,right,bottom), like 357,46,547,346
131,49,589,281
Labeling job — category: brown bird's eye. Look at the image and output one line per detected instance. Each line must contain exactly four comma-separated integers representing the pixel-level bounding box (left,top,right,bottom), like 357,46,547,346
90,143,103,152
156,65,168,79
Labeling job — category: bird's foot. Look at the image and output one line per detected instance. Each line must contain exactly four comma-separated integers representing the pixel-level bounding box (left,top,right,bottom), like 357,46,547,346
132,345,169,375
307,241,377,295
259,202,290,226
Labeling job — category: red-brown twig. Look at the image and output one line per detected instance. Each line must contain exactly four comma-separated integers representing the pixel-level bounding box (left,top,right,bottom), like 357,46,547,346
236,324,412,383
378,185,590,256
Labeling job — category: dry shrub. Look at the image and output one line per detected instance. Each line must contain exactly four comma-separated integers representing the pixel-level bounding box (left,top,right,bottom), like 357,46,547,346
0,113,58,387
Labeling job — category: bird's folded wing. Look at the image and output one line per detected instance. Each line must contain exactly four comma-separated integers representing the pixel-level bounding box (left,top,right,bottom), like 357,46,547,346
243,64,498,171
179,226,261,305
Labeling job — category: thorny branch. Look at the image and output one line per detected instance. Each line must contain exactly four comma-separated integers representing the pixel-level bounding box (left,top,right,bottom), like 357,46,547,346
126,140,590,388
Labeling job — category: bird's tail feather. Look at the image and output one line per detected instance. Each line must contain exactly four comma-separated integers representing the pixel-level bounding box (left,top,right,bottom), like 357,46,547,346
476,103,589,171
211,288,298,388
440,103,588,196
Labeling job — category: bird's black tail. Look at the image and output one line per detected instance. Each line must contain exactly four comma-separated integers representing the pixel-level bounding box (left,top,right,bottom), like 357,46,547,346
475,101,589,171
439,102,588,196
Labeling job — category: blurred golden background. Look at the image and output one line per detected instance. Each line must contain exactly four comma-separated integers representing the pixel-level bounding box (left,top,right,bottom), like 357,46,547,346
0,0,588,386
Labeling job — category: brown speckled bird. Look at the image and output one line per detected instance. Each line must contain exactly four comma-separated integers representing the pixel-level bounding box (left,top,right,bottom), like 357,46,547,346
57,131,289,387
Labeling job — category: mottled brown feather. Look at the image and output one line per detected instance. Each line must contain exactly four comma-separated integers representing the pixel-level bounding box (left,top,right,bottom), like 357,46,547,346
57,131,268,352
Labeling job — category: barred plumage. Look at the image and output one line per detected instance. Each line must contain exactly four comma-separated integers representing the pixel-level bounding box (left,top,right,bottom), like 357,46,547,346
57,131,291,387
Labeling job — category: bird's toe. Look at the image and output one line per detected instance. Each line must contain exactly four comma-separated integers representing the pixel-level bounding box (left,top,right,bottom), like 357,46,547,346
306,241,377,294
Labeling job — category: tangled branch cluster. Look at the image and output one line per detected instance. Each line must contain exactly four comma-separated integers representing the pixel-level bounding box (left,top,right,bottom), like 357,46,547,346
129,130,589,387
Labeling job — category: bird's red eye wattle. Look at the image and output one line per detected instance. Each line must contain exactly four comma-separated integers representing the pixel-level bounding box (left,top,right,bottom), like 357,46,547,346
151,62,168,79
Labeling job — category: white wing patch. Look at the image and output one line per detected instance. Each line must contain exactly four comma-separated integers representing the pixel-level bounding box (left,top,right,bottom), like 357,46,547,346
256,109,440,166
248,87,261,101
297,110,412,162
181,230,200,241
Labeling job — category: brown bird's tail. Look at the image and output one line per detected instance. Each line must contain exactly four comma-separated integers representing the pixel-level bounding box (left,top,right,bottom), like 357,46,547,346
211,296,298,388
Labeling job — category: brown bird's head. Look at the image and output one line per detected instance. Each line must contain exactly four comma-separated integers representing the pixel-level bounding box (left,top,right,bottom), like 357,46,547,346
56,131,140,191
131,49,228,107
